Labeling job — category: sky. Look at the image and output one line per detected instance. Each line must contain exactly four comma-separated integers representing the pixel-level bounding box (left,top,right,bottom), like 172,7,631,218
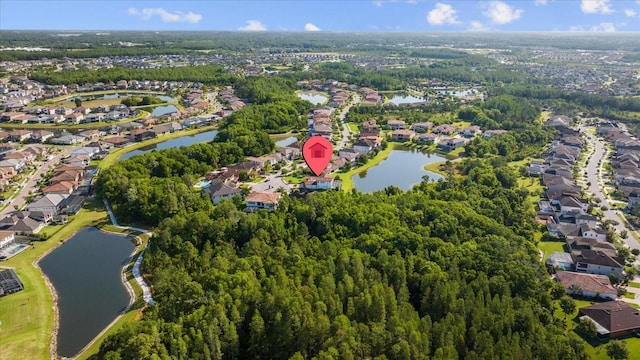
1,0,639,32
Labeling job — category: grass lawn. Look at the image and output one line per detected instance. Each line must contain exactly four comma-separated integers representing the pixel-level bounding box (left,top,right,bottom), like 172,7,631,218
629,282,640,288
623,292,636,299
99,125,218,169
0,200,109,360
538,241,566,260
284,176,304,185
347,123,359,132
584,337,640,360
423,161,447,176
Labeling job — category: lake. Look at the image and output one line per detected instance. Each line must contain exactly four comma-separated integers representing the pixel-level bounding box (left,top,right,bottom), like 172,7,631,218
150,104,178,117
298,92,328,105
119,129,219,160
275,136,298,147
388,93,425,105
38,227,135,358
352,148,445,193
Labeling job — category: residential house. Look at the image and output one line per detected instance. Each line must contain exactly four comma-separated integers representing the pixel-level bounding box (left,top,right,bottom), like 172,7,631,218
203,180,241,205
6,217,45,234
50,135,84,145
437,138,468,152
410,122,433,133
390,129,416,142
276,146,301,160
65,113,84,124
25,194,69,215
41,181,75,195
102,136,130,147
129,129,156,142
418,133,439,144
433,124,458,135
84,113,106,123
462,125,481,137
387,119,405,130
0,231,15,250
573,249,625,276
7,130,32,142
303,176,338,190
245,192,281,211
578,302,640,339
30,130,54,143
0,158,25,172
483,130,508,138
555,271,617,300
338,148,360,163
353,138,377,155
566,237,618,257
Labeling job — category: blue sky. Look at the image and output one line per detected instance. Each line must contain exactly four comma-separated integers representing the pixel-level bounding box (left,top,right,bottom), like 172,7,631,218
1,0,639,32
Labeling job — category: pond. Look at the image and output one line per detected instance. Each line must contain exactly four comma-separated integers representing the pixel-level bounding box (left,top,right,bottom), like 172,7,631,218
150,104,178,117
352,148,445,193
119,129,219,160
387,93,425,105
275,136,298,147
38,227,135,358
298,92,328,105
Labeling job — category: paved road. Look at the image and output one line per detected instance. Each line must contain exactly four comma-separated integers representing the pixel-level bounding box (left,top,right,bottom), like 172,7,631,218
250,173,291,193
583,130,640,250
0,146,73,218
336,93,360,151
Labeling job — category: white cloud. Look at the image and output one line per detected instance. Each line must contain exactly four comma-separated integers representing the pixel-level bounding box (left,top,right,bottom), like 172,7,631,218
569,25,585,31
238,20,267,31
304,23,321,31
468,21,490,31
581,0,613,14
127,7,202,23
624,9,637,17
590,22,616,32
373,0,424,6
483,1,523,24
534,0,548,5
427,3,459,25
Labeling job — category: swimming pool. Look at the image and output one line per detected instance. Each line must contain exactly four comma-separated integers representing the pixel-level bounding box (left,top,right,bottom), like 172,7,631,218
9,244,28,254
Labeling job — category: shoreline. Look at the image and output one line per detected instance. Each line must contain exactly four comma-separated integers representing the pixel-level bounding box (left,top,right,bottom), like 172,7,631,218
71,229,142,360
35,225,140,359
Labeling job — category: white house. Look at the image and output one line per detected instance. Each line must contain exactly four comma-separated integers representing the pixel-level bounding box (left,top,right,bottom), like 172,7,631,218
303,176,335,190
573,250,625,276
25,194,69,215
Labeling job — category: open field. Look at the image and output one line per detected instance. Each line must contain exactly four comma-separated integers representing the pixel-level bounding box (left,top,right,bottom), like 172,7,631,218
0,200,109,360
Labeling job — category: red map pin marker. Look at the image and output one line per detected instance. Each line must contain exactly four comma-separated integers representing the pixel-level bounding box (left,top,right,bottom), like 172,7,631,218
302,136,333,176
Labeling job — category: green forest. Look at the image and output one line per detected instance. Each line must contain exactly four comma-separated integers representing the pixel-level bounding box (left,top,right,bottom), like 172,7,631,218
92,72,586,358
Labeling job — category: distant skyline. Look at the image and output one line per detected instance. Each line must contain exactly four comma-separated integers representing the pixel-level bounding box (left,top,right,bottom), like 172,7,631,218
1,0,640,32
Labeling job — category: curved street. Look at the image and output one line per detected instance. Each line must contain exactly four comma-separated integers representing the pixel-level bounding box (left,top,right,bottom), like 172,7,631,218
583,129,640,251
